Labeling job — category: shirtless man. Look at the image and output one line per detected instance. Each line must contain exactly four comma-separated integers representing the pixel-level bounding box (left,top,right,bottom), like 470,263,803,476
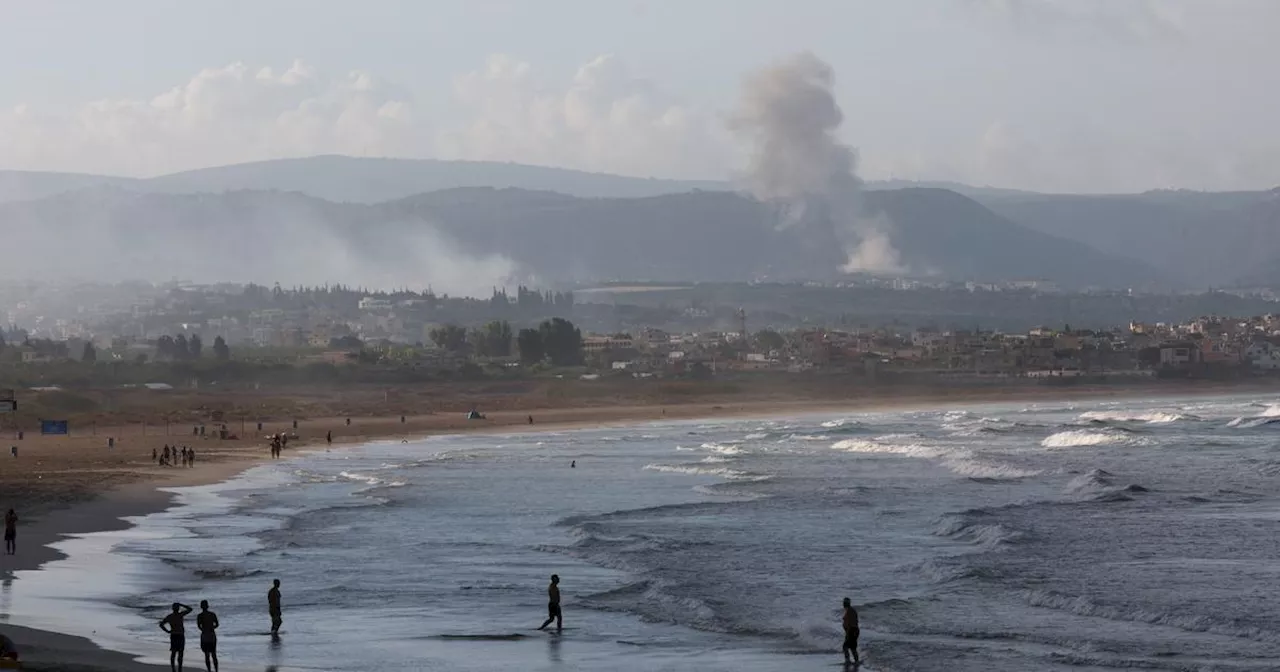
268,579,283,636
196,600,219,672
537,574,562,632
159,602,194,672
841,597,861,666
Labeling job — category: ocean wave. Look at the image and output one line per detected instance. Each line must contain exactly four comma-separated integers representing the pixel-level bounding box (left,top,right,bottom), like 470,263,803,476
1078,410,1192,424
945,459,1042,480
1063,469,1148,502
701,442,745,455
820,419,859,429
741,432,769,441
1228,416,1280,429
1023,590,1280,643
1041,429,1147,448
831,438,945,459
933,516,1023,550
642,463,765,481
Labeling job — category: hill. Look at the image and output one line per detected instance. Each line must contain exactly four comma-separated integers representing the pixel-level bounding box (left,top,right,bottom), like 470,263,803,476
979,188,1280,288
0,185,1161,290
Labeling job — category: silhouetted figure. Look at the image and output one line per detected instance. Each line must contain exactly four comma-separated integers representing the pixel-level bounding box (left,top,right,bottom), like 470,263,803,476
570,460,576,469
528,415,534,425
537,574,562,632
326,430,332,445
842,597,860,666
159,602,193,672
268,579,283,635
196,600,219,672
4,509,16,555
153,447,158,463
188,448,196,467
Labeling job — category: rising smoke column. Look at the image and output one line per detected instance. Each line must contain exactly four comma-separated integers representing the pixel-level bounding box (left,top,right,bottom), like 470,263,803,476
729,52,905,275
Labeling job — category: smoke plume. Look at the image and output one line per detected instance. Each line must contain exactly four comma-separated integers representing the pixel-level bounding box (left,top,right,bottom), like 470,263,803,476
729,52,906,275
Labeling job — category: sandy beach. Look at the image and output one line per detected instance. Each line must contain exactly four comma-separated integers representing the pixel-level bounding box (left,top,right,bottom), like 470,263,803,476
2,381,1276,670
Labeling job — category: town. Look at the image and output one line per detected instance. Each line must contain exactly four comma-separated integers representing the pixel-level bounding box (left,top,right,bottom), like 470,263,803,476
4,280,1280,386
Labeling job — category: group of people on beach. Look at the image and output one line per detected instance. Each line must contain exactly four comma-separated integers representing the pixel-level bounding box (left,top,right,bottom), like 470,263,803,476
155,445,196,468
158,579,283,672
269,433,289,459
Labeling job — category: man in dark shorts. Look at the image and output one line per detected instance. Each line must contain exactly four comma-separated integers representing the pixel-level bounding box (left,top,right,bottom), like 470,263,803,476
197,600,219,672
537,574,562,632
842,597,861,666
4,509,16,555
268,579,283,636
159,602,193,672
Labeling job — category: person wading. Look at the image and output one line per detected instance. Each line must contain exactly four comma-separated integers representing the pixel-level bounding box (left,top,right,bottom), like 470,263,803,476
268,579,283,636
196,600,219,672
841,597,861,666
159,602,193,672
537,574,562,632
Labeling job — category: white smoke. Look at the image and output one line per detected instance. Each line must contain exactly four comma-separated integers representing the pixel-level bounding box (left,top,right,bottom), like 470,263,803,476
729,52,906,275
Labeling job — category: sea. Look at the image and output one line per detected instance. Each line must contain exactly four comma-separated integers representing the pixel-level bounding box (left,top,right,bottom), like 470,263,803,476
7,393,1280,671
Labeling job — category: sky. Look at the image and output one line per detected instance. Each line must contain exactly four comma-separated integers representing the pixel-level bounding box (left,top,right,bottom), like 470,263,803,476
0,0,1277,193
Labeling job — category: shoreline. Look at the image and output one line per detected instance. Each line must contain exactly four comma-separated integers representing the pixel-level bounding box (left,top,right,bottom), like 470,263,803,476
3,383,1278,670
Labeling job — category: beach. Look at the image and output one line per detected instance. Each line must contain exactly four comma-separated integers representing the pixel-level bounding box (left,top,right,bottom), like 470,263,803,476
4,384,1280,670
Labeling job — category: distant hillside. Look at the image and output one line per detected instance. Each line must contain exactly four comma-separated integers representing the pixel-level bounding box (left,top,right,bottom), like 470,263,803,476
0,185,1160,290
1,156,1035,205
979,188,1280,288
0,170,138,203
0,157,729,205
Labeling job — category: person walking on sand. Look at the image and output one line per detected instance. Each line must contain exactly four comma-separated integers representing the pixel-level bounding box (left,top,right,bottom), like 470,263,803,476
841,597,861,666
537,574,562,632
196,600,219,672
159,602,193,672
326,430,332,446
4,509,16,555
268,579,283,636
188,448,196,467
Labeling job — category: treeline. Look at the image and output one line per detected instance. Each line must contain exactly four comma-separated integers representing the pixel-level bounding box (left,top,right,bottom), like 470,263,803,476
427,317,584,366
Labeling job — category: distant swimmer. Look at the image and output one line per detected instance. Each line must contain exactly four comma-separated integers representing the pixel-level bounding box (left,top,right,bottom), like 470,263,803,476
841,597,861,666
159,602,193,672
196,600,219,672
268,579,283,636
537,574,562,632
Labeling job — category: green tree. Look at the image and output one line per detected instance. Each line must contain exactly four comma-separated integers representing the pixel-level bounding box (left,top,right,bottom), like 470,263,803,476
538,318,583,366
478,320,513,357
81,342,97,363
429,324,470,353
189,335,203,359
517,328,545,365
212,336,231,361
174,334,190,360
753,329,786,352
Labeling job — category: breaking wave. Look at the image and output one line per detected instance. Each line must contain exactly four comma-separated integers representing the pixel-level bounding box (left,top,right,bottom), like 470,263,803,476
1078,410,1191,424
1041,429,1146,448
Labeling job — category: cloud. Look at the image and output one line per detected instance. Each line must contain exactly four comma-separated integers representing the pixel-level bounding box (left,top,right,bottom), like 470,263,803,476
438,54,729,180
1,55,729,181
0,61,423,177
967,0,1186,43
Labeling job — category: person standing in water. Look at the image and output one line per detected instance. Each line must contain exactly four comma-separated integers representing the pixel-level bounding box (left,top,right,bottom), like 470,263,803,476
3,509,16,555
196,600,219,672
159,602,193,672
268,579,283,636
537,574,562,632
841,597,861,666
